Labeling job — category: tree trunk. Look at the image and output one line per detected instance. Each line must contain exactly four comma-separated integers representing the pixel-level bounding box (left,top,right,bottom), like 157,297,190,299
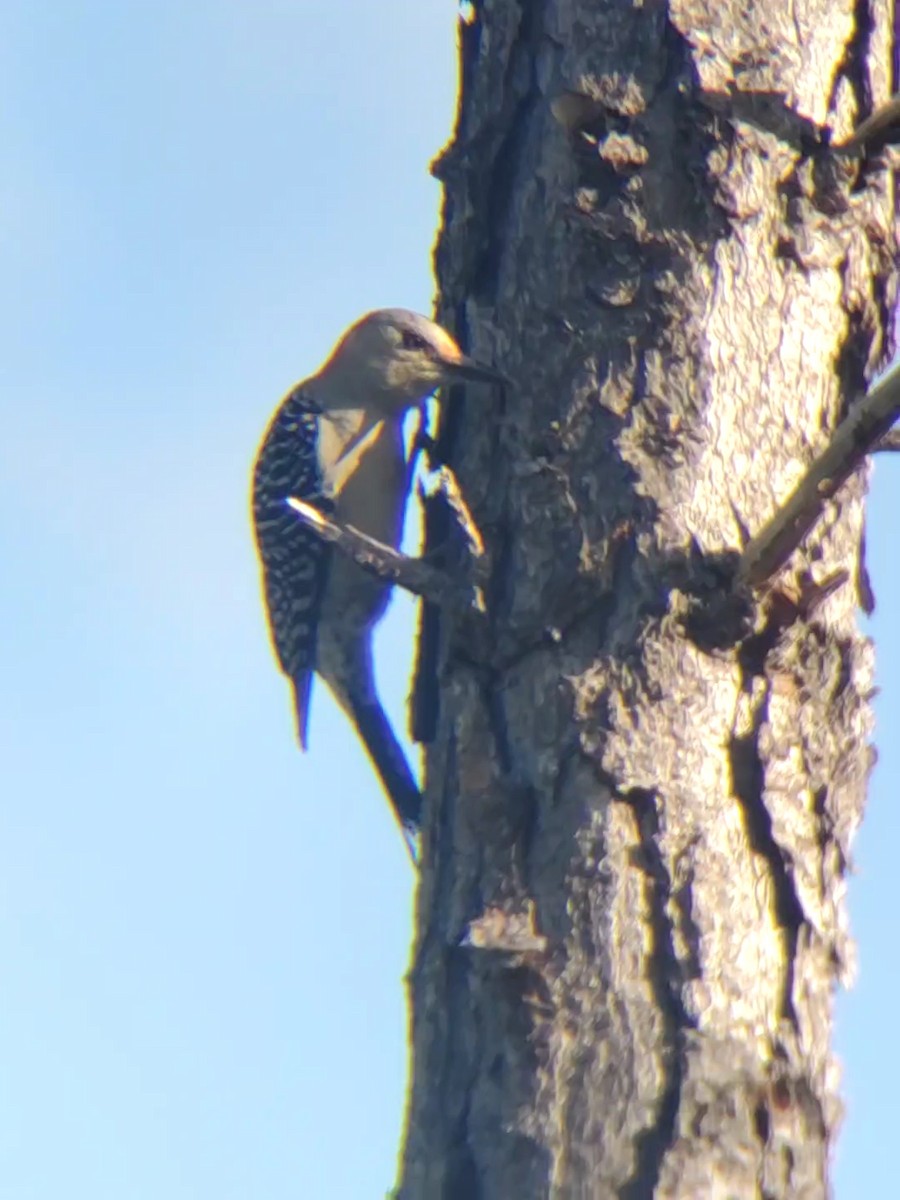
401,2,895,1197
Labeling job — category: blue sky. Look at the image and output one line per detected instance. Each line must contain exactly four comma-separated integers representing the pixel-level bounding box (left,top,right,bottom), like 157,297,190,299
0,4,895,1196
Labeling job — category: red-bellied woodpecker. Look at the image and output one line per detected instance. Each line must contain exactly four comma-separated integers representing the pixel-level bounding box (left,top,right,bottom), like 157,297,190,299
251,308,504,854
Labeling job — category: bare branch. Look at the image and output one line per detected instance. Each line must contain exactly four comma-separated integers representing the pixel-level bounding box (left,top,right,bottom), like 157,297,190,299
872,429,900,453
737,358,900,588
834,93,900,155
286,497,475,608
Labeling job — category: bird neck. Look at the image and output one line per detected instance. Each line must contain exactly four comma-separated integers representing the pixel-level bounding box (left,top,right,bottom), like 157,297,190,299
310,361,387,414
317,403,379,450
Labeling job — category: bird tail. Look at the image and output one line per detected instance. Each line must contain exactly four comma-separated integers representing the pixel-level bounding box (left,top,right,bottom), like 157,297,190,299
316,632,422,861
348,693,422,861
291,670,314,751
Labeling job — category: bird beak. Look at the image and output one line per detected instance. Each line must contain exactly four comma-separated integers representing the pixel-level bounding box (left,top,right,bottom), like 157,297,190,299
444,354,509,387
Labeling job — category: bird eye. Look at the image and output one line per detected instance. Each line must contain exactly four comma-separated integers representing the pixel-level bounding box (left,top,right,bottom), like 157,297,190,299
400,330,429,352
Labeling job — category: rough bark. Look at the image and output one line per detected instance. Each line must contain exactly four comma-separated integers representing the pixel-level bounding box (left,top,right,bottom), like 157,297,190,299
401,2,895,1197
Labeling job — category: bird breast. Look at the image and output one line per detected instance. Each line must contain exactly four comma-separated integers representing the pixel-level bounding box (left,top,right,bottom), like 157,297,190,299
317,411,407,546
317,411,408,626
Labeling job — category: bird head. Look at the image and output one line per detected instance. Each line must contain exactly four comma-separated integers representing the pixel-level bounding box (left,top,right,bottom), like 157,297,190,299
322,308,506,412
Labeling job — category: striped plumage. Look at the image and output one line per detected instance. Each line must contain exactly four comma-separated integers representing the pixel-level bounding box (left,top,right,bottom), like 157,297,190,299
252,384,329,751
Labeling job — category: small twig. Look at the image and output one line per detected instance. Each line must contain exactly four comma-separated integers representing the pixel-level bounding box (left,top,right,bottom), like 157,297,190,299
431,464,490,613
434,465,485,559
286,497,474,608
834,93,900,156
737,358,900,588
872,429,900,453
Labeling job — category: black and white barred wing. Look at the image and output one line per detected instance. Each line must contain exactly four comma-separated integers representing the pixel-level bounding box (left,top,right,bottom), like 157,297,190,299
252,385,331,748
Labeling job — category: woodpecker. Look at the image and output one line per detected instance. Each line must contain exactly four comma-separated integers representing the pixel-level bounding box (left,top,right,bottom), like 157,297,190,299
252,308,503,854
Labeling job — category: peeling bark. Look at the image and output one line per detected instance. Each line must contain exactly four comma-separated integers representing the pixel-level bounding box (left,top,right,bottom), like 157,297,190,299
402,2,895,1197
